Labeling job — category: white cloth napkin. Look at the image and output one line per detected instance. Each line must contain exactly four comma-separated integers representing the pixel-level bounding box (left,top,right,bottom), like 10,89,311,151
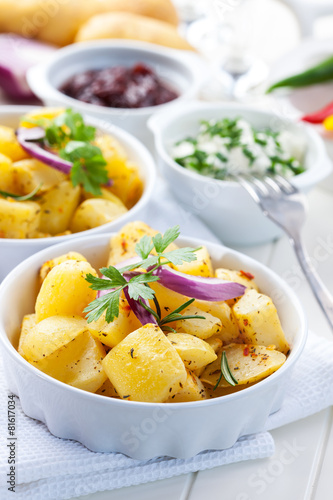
1,181,333,500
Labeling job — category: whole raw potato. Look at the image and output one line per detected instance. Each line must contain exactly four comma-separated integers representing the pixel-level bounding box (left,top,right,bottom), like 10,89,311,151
0,0,179,46
75,12,195,51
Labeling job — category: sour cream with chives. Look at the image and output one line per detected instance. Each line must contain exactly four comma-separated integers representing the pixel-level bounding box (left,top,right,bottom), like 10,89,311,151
172,117,305,180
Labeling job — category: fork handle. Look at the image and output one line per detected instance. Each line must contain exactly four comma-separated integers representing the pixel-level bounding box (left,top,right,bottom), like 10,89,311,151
291,235,333,330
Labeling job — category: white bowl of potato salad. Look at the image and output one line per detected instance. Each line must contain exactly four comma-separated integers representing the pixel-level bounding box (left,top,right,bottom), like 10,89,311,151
0,106,156,281
0,222,307,459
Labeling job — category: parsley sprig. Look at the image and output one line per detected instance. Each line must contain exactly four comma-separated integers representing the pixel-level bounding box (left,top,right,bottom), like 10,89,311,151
21,109,109,196
84,225,204,327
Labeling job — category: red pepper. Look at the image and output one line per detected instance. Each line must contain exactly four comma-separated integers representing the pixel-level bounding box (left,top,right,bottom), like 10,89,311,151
301,101,333,124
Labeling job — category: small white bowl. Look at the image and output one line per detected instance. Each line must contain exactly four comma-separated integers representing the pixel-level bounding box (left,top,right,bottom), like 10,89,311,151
0,232,307,459
148,101,332,246
27,40,208,149
0,106,156,281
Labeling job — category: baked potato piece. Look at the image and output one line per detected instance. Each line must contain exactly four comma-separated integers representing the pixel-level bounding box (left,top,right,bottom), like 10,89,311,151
166,332,217,370
0,197,40,238
39,251,87,283
19,315,88,362
200,343,286,388
166,371,207,402
38,180,81,235
70,198,127,233
87,298,142,348
175,305,222,340
232,289,290,354
107,221,178,267
12,159,67,195
171,246,214,277
0,153,15,192
19,315,106,392
35,260,97,322
102,324,187,402
195,300,241,344
0,125,29,162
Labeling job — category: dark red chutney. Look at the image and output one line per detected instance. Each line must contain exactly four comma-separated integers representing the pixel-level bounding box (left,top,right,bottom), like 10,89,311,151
60,63,179,108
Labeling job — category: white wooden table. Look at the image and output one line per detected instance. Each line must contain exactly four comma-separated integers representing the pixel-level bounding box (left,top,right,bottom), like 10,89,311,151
80,185,333,500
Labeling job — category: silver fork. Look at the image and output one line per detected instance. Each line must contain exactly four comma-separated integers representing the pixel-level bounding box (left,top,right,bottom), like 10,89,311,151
235,173,333,330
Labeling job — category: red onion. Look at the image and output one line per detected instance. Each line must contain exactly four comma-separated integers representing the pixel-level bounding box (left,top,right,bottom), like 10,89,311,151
16,127,72,174
0,34,56,100
151,266,246,301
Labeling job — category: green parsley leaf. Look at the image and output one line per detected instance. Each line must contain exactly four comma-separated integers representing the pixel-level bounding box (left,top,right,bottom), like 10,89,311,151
84,290,121,324
135,234,154,259
60,141,109,197
152,225,180,253
162,247,199,266
84,226,201,325
127,275,158,300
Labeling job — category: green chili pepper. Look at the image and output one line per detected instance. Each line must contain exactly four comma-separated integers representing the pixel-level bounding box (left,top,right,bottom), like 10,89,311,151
267,55,333,93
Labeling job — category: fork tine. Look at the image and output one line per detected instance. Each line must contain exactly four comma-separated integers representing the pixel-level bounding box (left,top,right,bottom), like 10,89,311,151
268,174,298,194
234,175,262,203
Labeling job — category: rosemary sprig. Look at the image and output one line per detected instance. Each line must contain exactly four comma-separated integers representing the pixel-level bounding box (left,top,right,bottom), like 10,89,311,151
0,183,42,201
213,351,239,390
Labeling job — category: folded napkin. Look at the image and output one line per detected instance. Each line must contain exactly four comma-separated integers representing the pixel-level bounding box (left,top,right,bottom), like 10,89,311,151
1,181,333,500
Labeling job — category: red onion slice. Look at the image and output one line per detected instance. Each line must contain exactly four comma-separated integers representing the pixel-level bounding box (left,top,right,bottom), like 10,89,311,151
0,34,56,100
152,266,246,301
16,127,72,174
123,285,157,326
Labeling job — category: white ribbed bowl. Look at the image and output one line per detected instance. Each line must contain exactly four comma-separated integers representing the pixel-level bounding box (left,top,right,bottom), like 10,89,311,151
0,233,307,459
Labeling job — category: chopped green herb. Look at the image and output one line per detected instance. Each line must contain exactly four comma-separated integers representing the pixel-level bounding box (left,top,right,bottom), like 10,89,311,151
20,109,110,196
0,183,42,201
213,351,239,390
84,225,201,326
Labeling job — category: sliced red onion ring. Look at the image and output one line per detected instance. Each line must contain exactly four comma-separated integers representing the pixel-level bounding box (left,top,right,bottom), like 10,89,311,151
97,260,157,325
16,126,113,187
152,266,246,301
16,127,72,174
123,286,157,326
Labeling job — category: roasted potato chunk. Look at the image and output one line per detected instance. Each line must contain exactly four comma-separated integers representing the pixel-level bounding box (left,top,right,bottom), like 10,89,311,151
175,305,222,339
166,332,217,370
35,260,97,322
102,324,187,402
200,343,286,388
233,289,290,354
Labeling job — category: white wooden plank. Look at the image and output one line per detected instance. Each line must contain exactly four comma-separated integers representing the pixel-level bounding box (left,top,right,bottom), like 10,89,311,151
312,408,333,500
190,410,330,500
78,474,192,500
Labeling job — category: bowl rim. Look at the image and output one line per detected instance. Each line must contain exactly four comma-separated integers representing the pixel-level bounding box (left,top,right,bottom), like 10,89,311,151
0,105,156,246
0,231,308,409
27,39,208,117
148,100,332,190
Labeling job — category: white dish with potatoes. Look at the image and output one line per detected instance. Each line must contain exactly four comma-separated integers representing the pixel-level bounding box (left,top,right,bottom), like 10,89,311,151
0,106,156,281
0,222,307,459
